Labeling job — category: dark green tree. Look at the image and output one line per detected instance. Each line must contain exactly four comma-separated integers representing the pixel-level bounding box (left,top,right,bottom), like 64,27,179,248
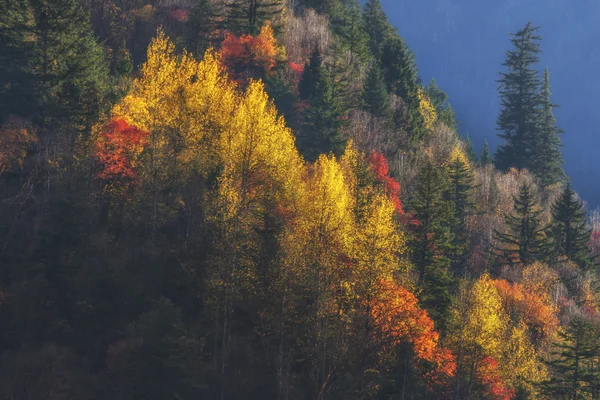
408,160,455,330
425,78,457,130
464,136,476,162
300,68,346,160
361,0,393,60
362,62,390,118
493,184,549,267
226,0,284,36
298,47,322,100
380,36,425,143
479,140,493,166
495,22,542,172
0,0,109,131
543,315,600,399
186,0,224,55
550,184,597,271
445,155,475,276
531,68,566,187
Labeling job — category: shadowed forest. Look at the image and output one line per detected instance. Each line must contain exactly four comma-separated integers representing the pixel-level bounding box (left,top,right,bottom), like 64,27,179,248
1,0,600,399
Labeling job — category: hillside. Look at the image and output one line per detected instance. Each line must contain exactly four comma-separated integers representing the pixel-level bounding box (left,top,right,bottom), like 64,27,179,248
0,0,599,399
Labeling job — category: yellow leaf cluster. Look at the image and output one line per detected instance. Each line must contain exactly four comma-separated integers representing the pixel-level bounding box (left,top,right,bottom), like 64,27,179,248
448,145,470,170
418,88,437,133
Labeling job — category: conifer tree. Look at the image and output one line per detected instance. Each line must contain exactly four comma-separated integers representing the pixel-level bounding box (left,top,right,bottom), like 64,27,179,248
425,78,457,130
408,160,455,329
495,22,542,172
362,0,393,60
298,47,322,100
0,0,109,131
226,0,284,36
464,136,476,162
362,62,390,118
493,184,549,267
532,68,566,187
381,36,425,143
550,184,596,271
300,68,346,161
479,140,493,166
186,0,223,55
445,153,475,276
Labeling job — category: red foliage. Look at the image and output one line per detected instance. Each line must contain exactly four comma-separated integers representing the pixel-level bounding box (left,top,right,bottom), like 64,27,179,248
477,357,515,400
95,118,149,188
370,279,456,386
368,151,404,214
289,61,304,84
169,8,189,22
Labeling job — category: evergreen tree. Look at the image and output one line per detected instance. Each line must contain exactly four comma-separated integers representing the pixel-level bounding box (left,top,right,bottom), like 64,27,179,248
425,78,457,130
226,0,284,36
186,0,223,55
479,140,493,166
408,160,455,330
362,62,390,118
445,155,475,276
298,47,322,100
464,136,476,162
493,184,549,267
532,68,565,187
544,315,600,398
0,0,109,131
550,184,597,271
362,0,393,60
381,36,425,143
495,22,542,172
300,68,346,160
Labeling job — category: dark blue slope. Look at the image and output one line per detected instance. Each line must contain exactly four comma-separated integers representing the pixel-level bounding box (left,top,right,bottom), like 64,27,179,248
382,0,600,207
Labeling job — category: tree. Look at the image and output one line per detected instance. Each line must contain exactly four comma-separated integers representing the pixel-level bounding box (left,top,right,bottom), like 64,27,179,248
464,136,476,162
362,62,391,118
225,0,284,36
480,140,493,166
531,68,565,187
362,0,393,60
493,184,549,267
425,78,457,130
550,184,596,271
495,22,542,172
329,0,369,63
0,0,109,132
445,147,475,277
408,160,454,329
186,0,224,55
381,36,425,143
298,47,322,100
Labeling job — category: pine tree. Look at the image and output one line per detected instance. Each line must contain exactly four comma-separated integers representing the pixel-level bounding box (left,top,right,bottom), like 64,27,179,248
362,0,393,60
362,62,390,118
425,78,457,130
550,184,597,271
532,68,565,187
333,0,370,63
479,140,493,166
495,22,542,172
544,315,600,398
493,184,549,267
445,154,475,276
298,47,322,100
0,0,109,131
300,68,346,161
381,36,425,143
408,160,455,330
464,136,476,162
226,0,284,36
186,0,224,55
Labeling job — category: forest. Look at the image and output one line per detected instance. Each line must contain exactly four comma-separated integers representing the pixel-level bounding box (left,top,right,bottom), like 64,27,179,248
0,0,599,399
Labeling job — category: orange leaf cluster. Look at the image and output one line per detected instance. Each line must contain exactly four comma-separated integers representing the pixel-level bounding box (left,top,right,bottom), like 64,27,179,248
493,279,558,343
477,357,516,400
95,118,149,186
370,279,456,382
220,22,278,83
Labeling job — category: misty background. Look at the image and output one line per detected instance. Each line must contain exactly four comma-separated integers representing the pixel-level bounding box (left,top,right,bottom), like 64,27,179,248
381,0,600,207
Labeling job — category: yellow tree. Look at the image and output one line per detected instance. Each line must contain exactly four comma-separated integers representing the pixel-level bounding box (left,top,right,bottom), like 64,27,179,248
418,88,437,133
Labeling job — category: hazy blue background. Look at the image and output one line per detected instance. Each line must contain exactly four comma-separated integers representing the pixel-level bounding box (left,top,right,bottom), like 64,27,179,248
381,0,600,207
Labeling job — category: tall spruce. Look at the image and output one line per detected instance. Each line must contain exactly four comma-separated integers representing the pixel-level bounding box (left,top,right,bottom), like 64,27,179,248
425,78,457,130
186,0,224,55
550,184,596,271
408,160,455,330
479,140,493,166
0,0,109,131
445,155,475,276
328,0,369,63
532,68,565,187
226,0,284,35
464,136,476,162
362,62,391,118
361,0,393,60
493,184,548,267
381,36,425,143
298,47,322,100
495,22,542,172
